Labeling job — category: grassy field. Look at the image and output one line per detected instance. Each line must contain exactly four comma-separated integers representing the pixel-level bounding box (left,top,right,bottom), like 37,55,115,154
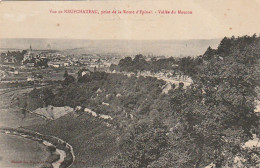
0,87,48,128
26,113,119,168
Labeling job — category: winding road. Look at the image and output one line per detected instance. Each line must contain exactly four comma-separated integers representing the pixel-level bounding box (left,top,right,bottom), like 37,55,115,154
0,85,75,168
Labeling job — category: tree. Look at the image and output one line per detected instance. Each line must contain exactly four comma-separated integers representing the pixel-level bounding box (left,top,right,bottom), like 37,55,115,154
132,54,149,72
63,75,75,86
203,46,217,61
155,35,260,167
188,35,260,167
113,120,168,168
119,57,132,67
118,57,133,72
41,88,54,106
64,69,69,78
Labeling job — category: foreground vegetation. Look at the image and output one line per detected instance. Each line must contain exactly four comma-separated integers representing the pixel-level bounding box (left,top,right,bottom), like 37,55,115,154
25,35,260,167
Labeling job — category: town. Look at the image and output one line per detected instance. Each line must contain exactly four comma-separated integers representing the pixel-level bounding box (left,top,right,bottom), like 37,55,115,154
0,44,123,84
0,44,194,87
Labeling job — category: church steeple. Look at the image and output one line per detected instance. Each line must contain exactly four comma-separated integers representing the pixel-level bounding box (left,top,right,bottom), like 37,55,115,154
30,44,32,51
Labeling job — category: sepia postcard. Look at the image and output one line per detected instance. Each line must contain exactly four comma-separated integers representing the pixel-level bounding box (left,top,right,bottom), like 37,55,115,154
0,0,259,168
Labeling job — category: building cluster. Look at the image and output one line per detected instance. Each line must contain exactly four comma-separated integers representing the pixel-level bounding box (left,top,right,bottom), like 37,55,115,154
1,53,17,63
0,44,122,71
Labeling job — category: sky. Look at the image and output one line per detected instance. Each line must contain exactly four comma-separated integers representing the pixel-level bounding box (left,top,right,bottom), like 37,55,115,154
0,0,260,40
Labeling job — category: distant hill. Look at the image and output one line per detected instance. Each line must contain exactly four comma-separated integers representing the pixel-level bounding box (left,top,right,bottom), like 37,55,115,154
0,38,221,57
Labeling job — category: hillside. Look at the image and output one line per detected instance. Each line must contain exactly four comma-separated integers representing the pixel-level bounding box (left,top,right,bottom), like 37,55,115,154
23,35,260,168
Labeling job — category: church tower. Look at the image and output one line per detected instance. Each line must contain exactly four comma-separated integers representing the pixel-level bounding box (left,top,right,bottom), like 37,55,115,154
30,44,32,51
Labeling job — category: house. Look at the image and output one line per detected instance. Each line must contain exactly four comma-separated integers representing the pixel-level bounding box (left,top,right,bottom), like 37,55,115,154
48,61,61,68
64,62,70,66
14,70,19,75
4,56,17,63
53,64,60,68
23,52,34,62
79,69,92,77
27,76,34,82
26,63,35,67
23,44,34,62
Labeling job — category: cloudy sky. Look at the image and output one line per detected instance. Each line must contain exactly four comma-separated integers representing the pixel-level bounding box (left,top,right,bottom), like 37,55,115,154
0,0,260,40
